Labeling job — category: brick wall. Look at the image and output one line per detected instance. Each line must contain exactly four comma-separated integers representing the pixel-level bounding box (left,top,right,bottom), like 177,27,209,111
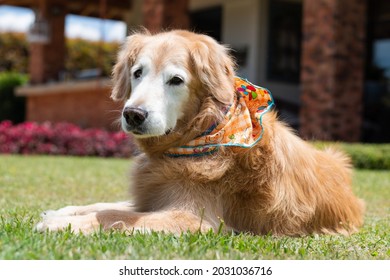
300,0,366,141
23,82,122,131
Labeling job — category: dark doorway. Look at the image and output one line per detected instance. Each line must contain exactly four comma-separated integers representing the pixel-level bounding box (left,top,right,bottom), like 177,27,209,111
364,0,390,142
190,6,222,42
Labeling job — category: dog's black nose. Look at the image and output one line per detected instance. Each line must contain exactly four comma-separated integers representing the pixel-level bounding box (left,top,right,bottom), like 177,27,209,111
123,107,148,127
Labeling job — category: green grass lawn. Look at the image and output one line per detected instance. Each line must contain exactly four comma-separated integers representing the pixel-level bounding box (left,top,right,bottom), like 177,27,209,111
0,155,389,260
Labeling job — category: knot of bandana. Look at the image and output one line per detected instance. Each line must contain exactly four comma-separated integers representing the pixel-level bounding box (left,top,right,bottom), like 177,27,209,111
165,77,274,157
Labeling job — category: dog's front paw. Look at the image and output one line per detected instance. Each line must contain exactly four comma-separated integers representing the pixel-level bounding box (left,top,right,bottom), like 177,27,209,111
36,213,99,234
35,216,70,232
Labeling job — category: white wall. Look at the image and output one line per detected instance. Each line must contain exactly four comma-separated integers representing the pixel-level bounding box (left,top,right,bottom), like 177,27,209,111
189,0,261,80
222,0,261,82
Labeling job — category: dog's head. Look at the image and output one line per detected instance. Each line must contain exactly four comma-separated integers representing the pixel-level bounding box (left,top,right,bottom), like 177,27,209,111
111,30,235,140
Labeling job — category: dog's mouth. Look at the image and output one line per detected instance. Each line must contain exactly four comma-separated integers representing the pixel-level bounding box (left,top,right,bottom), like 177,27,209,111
125,126,173,137
131,130,143,136
123,124,145,136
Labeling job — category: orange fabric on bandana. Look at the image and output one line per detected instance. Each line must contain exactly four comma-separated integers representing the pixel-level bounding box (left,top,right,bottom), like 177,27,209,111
165,77,274,157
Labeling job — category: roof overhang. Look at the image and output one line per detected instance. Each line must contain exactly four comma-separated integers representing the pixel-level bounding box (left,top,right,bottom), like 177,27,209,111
0,0,133,21
16,78,112,96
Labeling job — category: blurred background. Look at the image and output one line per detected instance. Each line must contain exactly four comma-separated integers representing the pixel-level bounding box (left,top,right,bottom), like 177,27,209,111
0,0,389,143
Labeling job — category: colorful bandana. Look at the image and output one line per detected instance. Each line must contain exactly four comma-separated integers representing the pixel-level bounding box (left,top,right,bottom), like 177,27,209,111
165,77,274,157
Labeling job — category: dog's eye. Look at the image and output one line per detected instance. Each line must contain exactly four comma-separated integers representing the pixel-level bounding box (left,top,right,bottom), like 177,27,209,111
168,76,184,86
133,69,142,79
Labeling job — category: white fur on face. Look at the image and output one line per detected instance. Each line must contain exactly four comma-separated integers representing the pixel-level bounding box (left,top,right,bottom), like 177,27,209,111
121,53,190,138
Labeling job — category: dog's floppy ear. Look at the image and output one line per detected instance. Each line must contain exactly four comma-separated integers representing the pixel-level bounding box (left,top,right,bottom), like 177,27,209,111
111,33,146,101
190,36,236,105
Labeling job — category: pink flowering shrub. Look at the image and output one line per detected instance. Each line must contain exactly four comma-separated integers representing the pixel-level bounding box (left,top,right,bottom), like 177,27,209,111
0,121,137,157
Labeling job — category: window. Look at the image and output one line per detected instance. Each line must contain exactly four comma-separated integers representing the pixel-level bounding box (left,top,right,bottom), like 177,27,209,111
267,0,302,83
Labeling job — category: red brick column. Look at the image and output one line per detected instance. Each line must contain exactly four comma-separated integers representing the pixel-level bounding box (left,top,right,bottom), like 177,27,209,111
29,5,66,84
300,0,366,141
142,0,189,33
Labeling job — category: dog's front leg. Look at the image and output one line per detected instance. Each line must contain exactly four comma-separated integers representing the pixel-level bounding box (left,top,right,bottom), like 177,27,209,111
36,202,133,234
36,212,101,234
41,201,133,217
37,209,214,234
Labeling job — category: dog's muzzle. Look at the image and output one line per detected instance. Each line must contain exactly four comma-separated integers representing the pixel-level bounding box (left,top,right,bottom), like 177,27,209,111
122,107,148,133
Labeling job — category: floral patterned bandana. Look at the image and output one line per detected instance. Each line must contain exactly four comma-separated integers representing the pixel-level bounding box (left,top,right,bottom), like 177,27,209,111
165,77,274,157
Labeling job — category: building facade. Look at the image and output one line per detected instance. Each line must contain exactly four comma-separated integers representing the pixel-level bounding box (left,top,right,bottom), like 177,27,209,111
7,0,390,141
187,0,389,142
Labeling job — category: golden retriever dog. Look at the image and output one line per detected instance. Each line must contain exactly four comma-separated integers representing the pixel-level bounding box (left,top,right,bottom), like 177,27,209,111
37,30,364,236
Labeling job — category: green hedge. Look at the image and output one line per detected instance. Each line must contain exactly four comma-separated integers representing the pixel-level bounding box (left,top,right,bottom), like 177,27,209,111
0,72,28,123
314,142,390,170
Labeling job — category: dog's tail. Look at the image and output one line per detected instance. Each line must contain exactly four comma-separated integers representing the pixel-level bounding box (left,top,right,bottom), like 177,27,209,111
321,145,366,234
323,145,353,170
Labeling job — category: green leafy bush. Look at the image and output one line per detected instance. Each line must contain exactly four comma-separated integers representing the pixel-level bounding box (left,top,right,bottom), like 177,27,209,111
66,38,120,77
314,142,390,170
0,72,28,123
0,32,29,73
0,32,120,76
